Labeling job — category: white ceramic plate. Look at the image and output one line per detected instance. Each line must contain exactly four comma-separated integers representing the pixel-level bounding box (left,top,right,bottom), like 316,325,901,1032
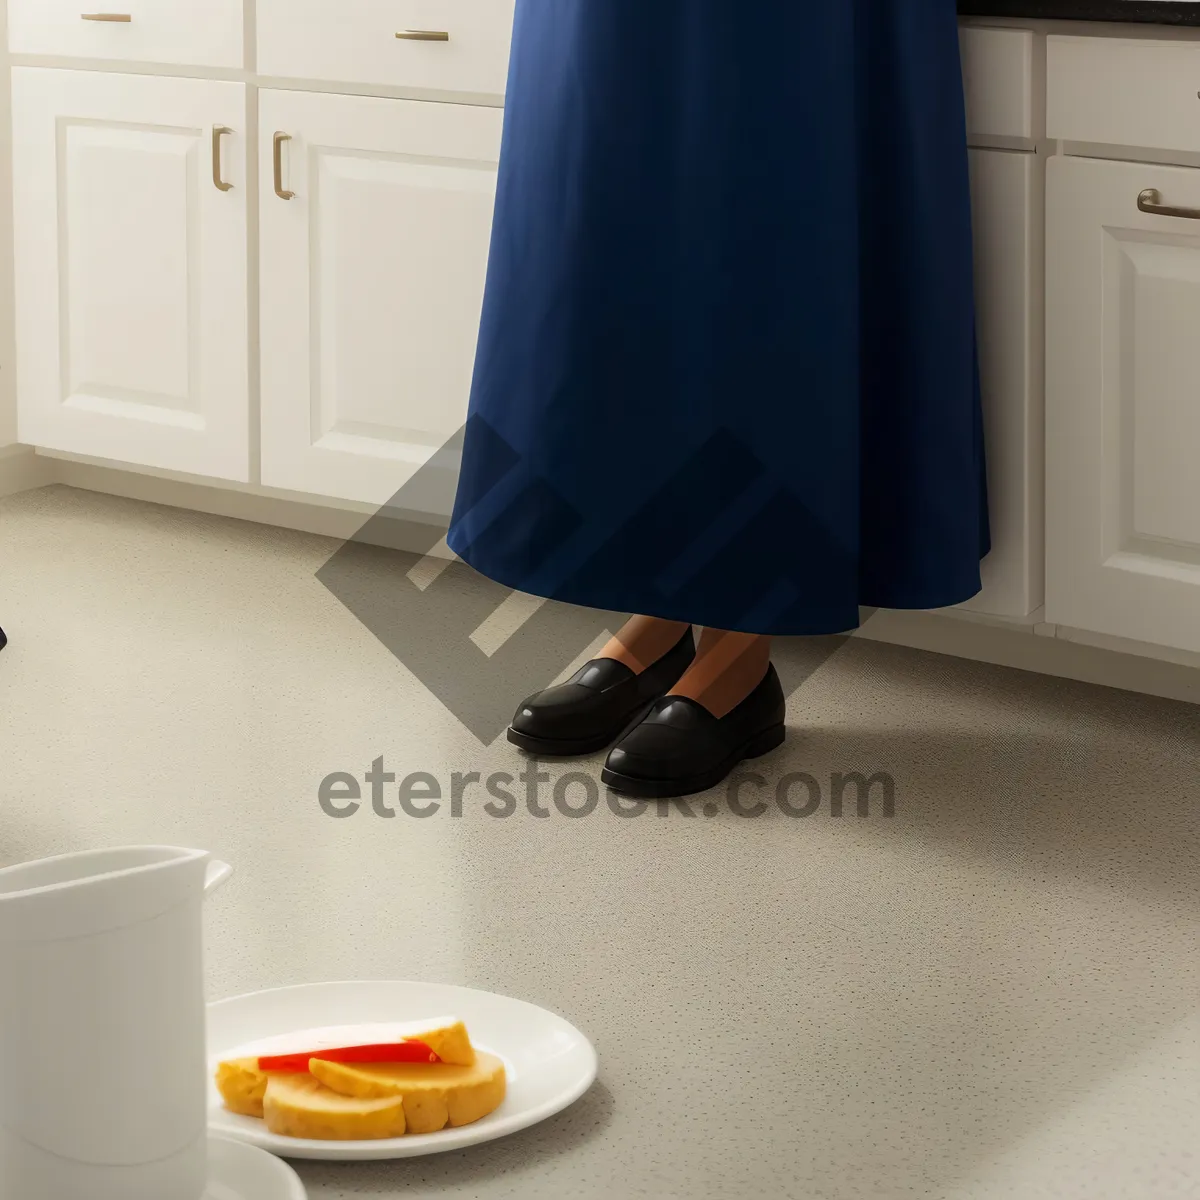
206,980,598,1161
206,1133,306,1199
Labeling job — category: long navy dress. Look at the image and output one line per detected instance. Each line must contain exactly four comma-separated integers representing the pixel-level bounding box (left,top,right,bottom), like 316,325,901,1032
446,1,990,636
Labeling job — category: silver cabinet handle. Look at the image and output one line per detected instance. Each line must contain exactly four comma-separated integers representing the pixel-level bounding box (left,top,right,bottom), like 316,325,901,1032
1138,188,1200,221
396,30,449,41
81,12,132,20
273,132,295,200
212,126,233,192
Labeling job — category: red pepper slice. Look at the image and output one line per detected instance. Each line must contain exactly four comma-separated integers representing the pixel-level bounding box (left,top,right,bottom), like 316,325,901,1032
258,1040,440,1072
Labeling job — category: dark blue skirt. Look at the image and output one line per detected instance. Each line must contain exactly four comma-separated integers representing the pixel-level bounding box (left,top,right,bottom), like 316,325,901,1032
447,0,990,635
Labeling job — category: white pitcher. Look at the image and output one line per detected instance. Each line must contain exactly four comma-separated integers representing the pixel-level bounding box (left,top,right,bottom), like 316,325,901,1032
0,845,232,1200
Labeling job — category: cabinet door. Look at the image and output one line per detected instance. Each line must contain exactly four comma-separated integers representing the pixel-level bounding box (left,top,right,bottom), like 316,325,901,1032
959,146,1043,619
259,89,502,506
1046,156,1200,652
12,69,250,480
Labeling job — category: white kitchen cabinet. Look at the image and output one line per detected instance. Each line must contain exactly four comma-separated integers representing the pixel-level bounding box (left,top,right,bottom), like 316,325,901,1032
256,0,514,97
960,26,1035,142
11,69,250,480
960,145,1043,619
258,88,502,506
1047,35,1200,158
1046,154,1200,653
955,24,1043,621
8,0,244,70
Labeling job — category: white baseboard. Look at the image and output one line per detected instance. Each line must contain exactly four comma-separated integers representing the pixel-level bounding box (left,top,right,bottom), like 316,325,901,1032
41,453,451,554
1052,624,1200,672
0,445,52,496
857,608,1200,706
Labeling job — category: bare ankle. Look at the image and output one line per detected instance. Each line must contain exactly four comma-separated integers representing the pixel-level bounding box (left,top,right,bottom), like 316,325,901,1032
597,615,690,674
671,629,772,718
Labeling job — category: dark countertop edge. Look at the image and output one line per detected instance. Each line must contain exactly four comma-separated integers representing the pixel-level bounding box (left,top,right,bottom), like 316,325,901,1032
959,1,1200,26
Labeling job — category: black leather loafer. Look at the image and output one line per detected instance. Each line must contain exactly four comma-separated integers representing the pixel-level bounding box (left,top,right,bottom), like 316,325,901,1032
601,663,786,798
507,627,695,756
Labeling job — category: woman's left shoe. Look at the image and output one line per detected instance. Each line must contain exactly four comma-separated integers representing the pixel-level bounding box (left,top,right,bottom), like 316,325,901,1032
601,664,786,799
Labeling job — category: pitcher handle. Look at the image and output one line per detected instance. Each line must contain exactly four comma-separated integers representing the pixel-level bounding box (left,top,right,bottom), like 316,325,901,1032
204,859,233,894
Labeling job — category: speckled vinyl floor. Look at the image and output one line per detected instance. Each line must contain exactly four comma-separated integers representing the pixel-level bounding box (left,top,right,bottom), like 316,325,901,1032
1,484,1198,1200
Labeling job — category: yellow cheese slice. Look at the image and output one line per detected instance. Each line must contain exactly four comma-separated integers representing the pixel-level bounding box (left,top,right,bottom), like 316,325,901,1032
214,1018,476,1119
309,1051,506,1134
214,1057,291,1118
413,1020,475,1067
262,1073,407,1140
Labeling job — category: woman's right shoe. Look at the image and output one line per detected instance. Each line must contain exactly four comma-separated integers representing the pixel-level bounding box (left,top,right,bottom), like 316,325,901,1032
507,626,695,756
601,663,787,799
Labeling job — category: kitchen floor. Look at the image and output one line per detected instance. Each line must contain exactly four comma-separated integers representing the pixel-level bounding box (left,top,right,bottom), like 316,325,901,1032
2,483,1198,1200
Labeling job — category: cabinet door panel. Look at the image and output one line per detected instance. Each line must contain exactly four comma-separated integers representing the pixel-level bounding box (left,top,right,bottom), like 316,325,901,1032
12,69,249,480
1046,155,1200,652
66,125,194,408
259,89,502,506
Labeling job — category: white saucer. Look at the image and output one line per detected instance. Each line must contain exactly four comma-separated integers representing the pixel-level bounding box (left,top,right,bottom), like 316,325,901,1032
206,980,598,1161
206,1133,306,1199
